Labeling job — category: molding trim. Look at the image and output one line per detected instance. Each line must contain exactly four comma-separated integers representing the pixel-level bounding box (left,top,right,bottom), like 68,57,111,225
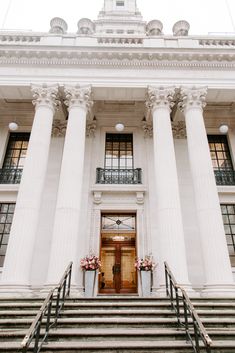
1,50,235,69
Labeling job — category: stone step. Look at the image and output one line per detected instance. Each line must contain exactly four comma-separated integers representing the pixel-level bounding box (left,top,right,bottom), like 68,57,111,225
0,339,196,352
0,328,187,343
2,339,235,352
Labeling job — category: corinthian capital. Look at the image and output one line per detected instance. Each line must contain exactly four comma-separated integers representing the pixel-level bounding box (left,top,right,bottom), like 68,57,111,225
31,84,60,112
64,85,93,112
146,86,176,112
179,86,207,112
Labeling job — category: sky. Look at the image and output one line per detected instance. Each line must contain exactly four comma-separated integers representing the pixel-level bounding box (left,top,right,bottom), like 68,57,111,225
0,0,235,35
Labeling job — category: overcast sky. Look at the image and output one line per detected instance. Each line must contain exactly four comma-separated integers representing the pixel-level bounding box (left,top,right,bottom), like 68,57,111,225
1,0,235,35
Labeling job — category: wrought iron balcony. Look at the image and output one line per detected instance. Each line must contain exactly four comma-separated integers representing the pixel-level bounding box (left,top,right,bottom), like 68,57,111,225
96,168,142,184
0,168,23,184
214,170,235,186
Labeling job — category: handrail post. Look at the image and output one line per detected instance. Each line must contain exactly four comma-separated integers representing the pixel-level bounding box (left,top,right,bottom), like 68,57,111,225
193,318,200,353
45,299,52,343
165,264,169,297
34,320,41,353
170,279,174,310
68,265,72,296
175,286,180,323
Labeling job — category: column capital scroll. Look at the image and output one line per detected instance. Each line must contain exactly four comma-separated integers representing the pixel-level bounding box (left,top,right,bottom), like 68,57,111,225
146,86,176,112
31,84,60,112
179,86,207,112
64,85,93,112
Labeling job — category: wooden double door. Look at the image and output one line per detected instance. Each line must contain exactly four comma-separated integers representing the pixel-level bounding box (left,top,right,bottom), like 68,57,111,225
99,238,137,294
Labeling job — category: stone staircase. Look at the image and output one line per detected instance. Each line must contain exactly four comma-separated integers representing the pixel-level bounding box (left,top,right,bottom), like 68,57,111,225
0,296,235,352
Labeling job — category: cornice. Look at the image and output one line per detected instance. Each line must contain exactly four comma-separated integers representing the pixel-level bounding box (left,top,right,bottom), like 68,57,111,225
0,49,235,69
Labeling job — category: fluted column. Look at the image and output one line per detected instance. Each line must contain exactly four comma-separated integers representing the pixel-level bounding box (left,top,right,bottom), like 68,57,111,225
180,87,234,294
1,84,59,289
146,86,190,286
46,85,93,289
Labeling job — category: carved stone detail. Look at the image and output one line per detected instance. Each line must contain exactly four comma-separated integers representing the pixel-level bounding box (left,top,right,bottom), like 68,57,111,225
142,121,153,138
146,86,176,112
179,87,207,112
49,17,68,34
31,84,60,112
172,121,187,139
64,85,93,112
93,191,102,204
52,119,67,137
1,50,235,69
136,191,144,205
86,120,97,137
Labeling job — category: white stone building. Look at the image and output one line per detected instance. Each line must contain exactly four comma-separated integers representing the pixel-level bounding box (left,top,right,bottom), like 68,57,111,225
0,0,235,297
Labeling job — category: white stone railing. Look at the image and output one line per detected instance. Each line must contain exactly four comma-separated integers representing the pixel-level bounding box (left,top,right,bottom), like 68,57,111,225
0,34,41,43
199,39,235,47
97,37,143,45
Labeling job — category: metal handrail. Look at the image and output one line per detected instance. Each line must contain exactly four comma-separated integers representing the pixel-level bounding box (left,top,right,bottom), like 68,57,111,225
21,262,72,353
164,262,212,353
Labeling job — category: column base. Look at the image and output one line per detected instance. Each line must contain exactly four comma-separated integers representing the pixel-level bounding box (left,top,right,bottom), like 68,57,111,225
41,284,84,298
153,284,199,298
201,284,235,298
0,284,42,298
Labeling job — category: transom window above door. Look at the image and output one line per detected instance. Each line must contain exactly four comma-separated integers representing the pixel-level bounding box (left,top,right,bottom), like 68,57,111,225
102,214,136,231
105,133,133,169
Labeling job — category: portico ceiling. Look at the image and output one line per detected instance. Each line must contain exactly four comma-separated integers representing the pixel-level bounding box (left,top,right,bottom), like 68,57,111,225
0,85,235,103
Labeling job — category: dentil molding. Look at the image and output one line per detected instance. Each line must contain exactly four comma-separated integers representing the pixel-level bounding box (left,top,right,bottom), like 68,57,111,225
1,49,235,69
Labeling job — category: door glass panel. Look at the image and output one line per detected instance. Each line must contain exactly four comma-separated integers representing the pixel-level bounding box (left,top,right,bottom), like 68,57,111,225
100,247,115,290
121,247,137,291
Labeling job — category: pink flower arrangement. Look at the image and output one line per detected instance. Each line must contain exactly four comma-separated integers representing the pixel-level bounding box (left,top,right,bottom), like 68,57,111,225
80,254,101,271
135,256,156,271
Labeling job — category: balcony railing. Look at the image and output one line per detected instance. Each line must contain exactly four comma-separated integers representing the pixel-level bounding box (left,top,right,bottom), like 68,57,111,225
214,170,235,186
0,168,23,184
96,168,142,184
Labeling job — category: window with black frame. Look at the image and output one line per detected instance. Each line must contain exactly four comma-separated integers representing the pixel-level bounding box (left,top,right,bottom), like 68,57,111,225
96,133,141,184
0,133,30,184
208,135,235,185
221,204,235,266
0,203,15,267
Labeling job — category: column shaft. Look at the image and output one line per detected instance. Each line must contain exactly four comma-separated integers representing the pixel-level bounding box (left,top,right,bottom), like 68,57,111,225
1,85,58,287
46,85,92,287
181,87,233,287
147,87,190,285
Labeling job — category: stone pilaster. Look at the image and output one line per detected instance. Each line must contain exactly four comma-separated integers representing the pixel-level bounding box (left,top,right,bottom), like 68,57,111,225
180,86,235,295
146,86,190,288
1,84,59,290
46,85,93,291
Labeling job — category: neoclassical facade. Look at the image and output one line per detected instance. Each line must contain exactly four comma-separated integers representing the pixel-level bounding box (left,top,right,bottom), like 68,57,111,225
0,0,235,297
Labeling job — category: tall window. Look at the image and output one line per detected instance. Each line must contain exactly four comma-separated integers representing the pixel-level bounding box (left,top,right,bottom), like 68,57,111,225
0,203,15,267
208,135,234,185
3,133,30,169
0,133,30,184
105,133,133,170
116,1,125,6
221,204,235,266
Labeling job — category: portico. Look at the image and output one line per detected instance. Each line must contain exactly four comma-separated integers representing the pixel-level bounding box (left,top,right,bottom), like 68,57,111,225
0,0,235,297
